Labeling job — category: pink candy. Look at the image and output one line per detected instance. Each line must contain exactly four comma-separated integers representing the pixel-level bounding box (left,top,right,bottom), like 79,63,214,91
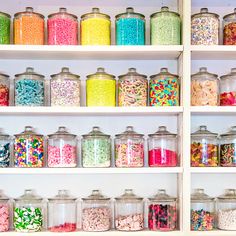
0,204,9,232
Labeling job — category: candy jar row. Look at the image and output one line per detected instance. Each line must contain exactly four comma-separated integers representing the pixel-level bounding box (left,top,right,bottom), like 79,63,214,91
0,6,181,46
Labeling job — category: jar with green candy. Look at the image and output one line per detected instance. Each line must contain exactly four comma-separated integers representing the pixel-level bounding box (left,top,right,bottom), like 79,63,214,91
0,12,10,44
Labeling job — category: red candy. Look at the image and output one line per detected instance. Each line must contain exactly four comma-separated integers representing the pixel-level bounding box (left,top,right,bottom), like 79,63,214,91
49,223,76,232
224,22,236,45
220,92,236,106
0,204,9,232
0,84,9,106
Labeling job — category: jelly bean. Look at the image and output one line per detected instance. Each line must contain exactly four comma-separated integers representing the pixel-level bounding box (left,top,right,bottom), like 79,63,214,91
224,22,236,45
0,13,10,44
220,92,236,106
0,143,10,167
0,84,9,106
0,204,9,232
218,209,236,230
220,143,236,167
49,223,76,232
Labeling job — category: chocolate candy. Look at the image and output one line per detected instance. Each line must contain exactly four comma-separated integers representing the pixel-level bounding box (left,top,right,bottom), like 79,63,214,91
220,143,236,167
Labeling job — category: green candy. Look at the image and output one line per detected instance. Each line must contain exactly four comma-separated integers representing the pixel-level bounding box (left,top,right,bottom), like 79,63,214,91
0,13,10,44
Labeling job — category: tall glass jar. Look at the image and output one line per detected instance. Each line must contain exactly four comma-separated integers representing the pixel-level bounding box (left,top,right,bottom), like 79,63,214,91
15,67,45,106
115,8,145,45
150,68,180,106
0,130,11,167
115,189,144,231
82,190,112,232
115,126,144,167
81,126,111,167
0,12,10,44
50,67,81,106
80,8,111,45
0,73,10,106
0,191,10,232
14,189,45,232
48,190,77,232
150,6,181,45
191,67,219,106
223,9,236,45
118,68,148,106
191,189,215,231
86,67,116,106
14,126,44,168
14,7,45,45
148,126,178,167
48,8,78,45
47,126,77,168
191,125,218,167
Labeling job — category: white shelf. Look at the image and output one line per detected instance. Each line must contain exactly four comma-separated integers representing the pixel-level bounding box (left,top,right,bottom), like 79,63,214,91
191,167,236,174
190,231,236,236
190,106,236,115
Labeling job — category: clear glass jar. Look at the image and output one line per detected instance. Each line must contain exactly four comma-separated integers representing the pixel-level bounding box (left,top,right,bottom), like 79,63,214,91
0,130,11,167
150,6,181,45
191,8,219,45
86,67,116,107
48,8,78,45
191,189,215,231
223,9,236,45
14,126,44,168
191,125,218,167
118,68,148,106
115,189,144,231
220,68,236,106
0,12,10,44
81,126,111,167
148,189,177,231
191,67,219,106
14,189,45,232
15,67,45,106
115,126,144,167
47,126,77,168
148,126,178,167
0,190,10,232
14,7,44,45
82,190,112,232
80,8,111,45
115,8,145,45
0,73,10,106
149,68,180,106
50,67,81,107
48,190,77,232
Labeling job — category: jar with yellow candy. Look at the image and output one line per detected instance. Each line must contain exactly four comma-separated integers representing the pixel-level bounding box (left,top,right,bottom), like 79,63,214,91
80,8,111,45
86,67,116,106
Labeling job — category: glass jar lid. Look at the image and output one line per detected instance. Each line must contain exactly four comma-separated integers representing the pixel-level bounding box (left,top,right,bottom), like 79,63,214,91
15,189,43,202
220,126,236,138
15,67,45,79
150,68,178,80
115,189,143,201
115,126,144,138
15,126,43,138
82,126,110,138
223,8,236,20
220,68,236,80
0,11,11,18
192,8,219,19
0,190,9,201
0,72,9,78
191,125,218,138
48,126,77,139
51,67,80,79
82,190,110,201
191,67,218,81
151,6,180,18
148,189,177,202
14,7,45,19
86,67,115,80
81,8,110,20
217,189,236,201
48,190,77,202
191,189,214,202
48,7,78,19
118,68,147,79
0,129,10,140
148,126,177,138
115,7,145,20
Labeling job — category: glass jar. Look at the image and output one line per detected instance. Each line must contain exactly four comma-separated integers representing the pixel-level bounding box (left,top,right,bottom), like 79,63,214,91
0,191,10,232
118,68,147,106
86,67,116,107
82,190,112,232
0,130,11,167
48,190,77,232
220,68,236,106
14,189,45,232
50,67,81,107
15,67,45,106
14,126,44,168
48,8,78,45
148,126,178,167
115,189,144,231
191,67,219,106
47,126,77,168
150,6,181,45
115,8,145,45
0,73,10,106
115,126,144,167
224,9,236,45
81,126,111,167
191,125,218,167
14,7,44,45
80,8,111,45
191,8,219,45
149,68,180,106
0,12,10,44
148,189,177,231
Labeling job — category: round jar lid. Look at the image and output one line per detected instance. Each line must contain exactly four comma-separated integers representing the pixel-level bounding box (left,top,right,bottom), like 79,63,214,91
48,7,78,19
191,67,218,80
151,6,180,18
82,126,110,138
86,67,115,80
220,68,236,80
115,126,144,138
51,67,80,79
115,189,143,201
118,68,147,79
14,7,45,19
150,68,178,80
48,126,77,139
191,189,214,202
220,126,236,138
217,189,236,201
15,126,43,138
223,8,236,20
15,189,43,202
0,72,9,78
191,8,219,19
81,7,110,20
0,129,10,140
15,67,45,79
148,126,177,138
191,125,218,138
82,190,110,201
0,11,11,18
115,7,145,20
148,189,177,202
48,190,77,201
0,190,9,201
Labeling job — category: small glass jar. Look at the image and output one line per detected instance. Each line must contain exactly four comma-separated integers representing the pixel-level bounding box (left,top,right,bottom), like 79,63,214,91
148,189,177,231
81,126,111,167
0,73,10,106
149,68,180,106
80,8,111,45
14,126,44,168
0,191,10,232
191,8,219,45
0,12,11,44
48,190,77,232
115,126,144,167
224,9,236,45
86,67,116,107
150,6,181,45
82,190,112,232
47,126,77,168
0,130,11,168
48,8,78,45
220,68,236,106
14,189,45,232
118,68,148,106
50,67,81,107
14,7,45,45
115,8,145,45
148,126,178,167
15,67,45,106
191,125,218,167
191,67,219,106
115,189,144,231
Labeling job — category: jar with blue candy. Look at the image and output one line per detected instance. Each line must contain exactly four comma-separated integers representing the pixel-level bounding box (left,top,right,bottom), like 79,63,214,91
115,7,145,45
14,67,45,106
0,130,11,168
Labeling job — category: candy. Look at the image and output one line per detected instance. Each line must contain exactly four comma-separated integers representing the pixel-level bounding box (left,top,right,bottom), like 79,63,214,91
0,204,9,232
220,143,236,167
49,223,76,232
224,22,236,45
0,13,10,44
0,84,9,106
0,143,10,167
220,92,236,106
218,209,236,230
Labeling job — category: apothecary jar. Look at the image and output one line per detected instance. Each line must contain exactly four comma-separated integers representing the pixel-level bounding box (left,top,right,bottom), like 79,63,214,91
0,190,11,232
